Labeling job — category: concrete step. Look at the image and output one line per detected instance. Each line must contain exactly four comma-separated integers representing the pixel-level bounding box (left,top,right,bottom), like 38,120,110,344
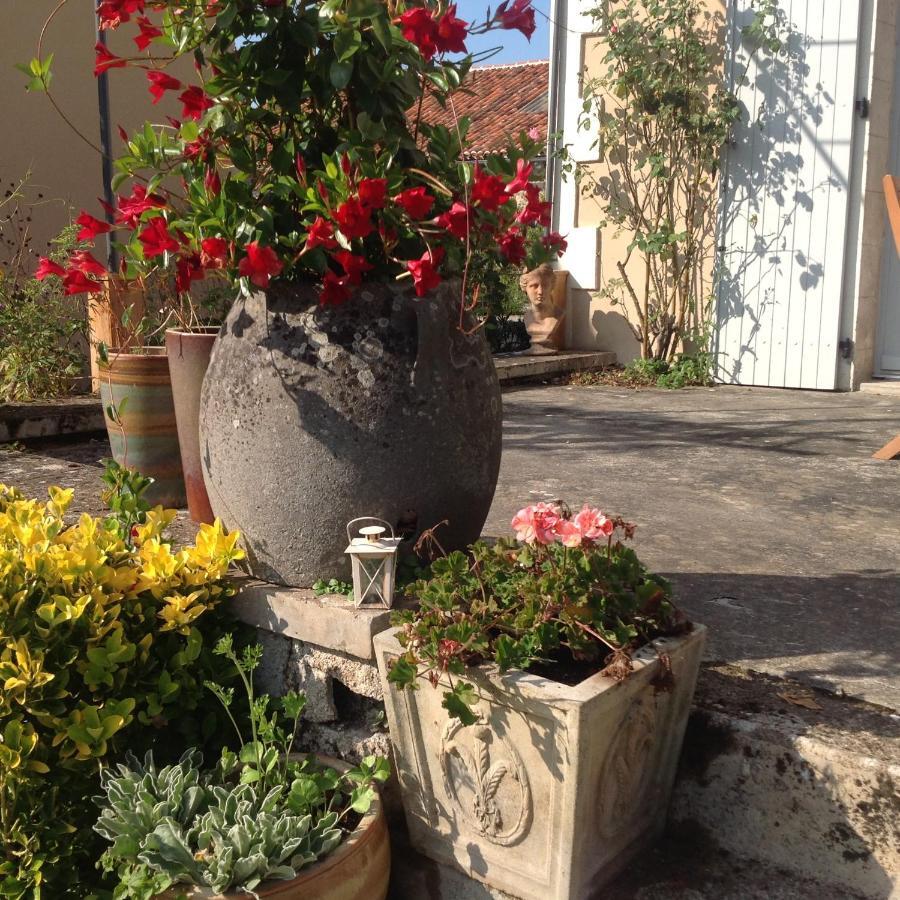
0,397,104,443
494,350,616,385
670,665,899,899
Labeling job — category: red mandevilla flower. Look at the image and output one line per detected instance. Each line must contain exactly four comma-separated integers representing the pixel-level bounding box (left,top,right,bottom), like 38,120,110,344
200,237,229,267
175,253,205,293
75,211,112,242
434,202,471,239
238,242,283,289
498,229,526,264
133,16,162,51
147,71,182,103
116,184,167,228
35,258,66,280
517,183,552,227
70,251,108,277
63,269,103,295
471,167,509,212
97,0,145,30
407,247,444,297
505,158,534,194
138,217,180,258
498,0,536,39
332,250,373,285
305,217,337,251
397,6,438,60
543,231,568,255
358,178,388,210
94,43,126,76
179,86,213,121
204,168,222,196
320,270,351,307
435,5,469,53
394,187,434,219
335,197,373,240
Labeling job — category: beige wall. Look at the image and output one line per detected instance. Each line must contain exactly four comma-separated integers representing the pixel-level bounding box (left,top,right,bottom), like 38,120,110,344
561,3,724,363
1,3,186,270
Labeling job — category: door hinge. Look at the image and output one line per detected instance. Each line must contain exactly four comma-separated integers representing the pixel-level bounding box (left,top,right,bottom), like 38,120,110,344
855,97,870,119
839,337,855,360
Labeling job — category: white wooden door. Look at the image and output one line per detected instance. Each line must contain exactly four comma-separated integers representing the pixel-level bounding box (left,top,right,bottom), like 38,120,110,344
876,12,900,378
715,0,862,389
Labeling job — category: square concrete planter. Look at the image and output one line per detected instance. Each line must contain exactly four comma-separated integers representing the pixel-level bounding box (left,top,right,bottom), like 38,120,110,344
374,625,706,900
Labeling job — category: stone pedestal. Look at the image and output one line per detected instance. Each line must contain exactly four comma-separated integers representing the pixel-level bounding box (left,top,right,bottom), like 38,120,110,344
228,577,393,762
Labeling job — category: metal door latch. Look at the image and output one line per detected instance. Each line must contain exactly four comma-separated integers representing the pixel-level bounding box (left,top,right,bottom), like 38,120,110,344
855,98,870,119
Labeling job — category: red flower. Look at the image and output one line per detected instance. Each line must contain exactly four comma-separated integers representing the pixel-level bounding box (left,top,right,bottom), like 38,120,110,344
497,0,536,39
498,229,526,264
97,0,144,30
70,251,108,277
397,6,438,60
134,16,162,51
184,132,214,162
295,153,307,183
435,201,471,239
138,217,180,258
305,217,337,251
116,185,167,227
175,253,205,293
147,71,182,103
200,237,229,267
505,158,534,195
94,43,126,76
435,5,469,53
63,269,104,295
179,86,213,121
407,247,444,297
471,167,508,212
358,178,388,210
335,197,373,240
517,183,551,227
543,232,568,255
320,270,351,307
333,250,373,285
394,186,434,219
238,242,283,288
204,167,222,196
35,257,66,280
75,211,112,242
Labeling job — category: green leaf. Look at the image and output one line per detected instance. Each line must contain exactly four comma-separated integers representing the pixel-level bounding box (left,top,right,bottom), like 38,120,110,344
334,28,362,63
441,682,478,725
350,785,375,814
329,59,353,90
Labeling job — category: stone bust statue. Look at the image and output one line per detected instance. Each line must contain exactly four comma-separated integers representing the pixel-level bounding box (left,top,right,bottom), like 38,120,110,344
520,263,564,354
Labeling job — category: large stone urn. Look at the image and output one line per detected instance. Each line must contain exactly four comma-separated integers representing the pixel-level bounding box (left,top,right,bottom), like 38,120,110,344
199,280,502,587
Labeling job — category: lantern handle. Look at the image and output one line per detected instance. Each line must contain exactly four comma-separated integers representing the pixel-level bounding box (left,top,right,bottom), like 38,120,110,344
347,517,396,542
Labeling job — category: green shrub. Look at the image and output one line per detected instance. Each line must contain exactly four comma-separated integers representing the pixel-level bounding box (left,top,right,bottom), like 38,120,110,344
0,474,245,898
0,181,87,401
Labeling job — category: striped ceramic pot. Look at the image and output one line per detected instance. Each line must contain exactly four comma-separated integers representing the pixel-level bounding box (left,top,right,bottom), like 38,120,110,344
99,347,187,508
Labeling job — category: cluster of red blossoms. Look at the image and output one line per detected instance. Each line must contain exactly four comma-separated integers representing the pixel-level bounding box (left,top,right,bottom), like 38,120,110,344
41,0,562,307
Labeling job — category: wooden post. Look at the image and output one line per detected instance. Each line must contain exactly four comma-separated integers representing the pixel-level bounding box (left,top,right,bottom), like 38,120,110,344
88,278,145,391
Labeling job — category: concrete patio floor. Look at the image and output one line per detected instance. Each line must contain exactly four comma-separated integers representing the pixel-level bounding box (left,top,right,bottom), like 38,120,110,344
2,383,899,710
489,384,900,711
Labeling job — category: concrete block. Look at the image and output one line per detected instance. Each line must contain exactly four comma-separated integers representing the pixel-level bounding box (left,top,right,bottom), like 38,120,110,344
494,351,616,385
0,397,105,443
229,576,392,660
375,626,706,900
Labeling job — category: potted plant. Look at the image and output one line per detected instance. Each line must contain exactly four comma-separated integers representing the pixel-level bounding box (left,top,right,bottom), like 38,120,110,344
95,634,391,899
27,0,564,587
374,502,706,900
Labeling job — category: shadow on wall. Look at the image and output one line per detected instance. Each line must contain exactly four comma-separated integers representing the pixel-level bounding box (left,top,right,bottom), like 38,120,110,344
715,4,837,384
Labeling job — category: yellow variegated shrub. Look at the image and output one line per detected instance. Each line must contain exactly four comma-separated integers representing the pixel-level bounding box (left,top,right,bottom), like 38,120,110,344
0,483,244,898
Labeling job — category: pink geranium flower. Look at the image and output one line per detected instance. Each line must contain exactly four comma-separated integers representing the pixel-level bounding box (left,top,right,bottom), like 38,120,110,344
511,502,561,545
573,504,614,541
554,519,582,548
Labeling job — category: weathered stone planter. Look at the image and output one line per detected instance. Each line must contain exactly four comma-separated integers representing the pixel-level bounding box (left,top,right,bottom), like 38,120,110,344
374,625,706,900
199,280,502,587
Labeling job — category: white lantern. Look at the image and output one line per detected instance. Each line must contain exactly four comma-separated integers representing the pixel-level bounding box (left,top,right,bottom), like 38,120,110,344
344,517,402,609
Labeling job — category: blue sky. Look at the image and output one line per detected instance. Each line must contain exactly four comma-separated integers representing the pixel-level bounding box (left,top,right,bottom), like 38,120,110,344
454,0,551,64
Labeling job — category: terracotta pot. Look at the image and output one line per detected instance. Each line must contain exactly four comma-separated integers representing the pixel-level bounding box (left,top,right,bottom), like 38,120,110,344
156,756,390,900
165,328,219,524
199,280,502,587
99,347,187,508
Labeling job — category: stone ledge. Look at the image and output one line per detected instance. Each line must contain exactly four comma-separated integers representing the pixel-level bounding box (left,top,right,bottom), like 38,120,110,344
0,397,105,443
494,350,616,384
228,576,393,660
859,380,900,397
